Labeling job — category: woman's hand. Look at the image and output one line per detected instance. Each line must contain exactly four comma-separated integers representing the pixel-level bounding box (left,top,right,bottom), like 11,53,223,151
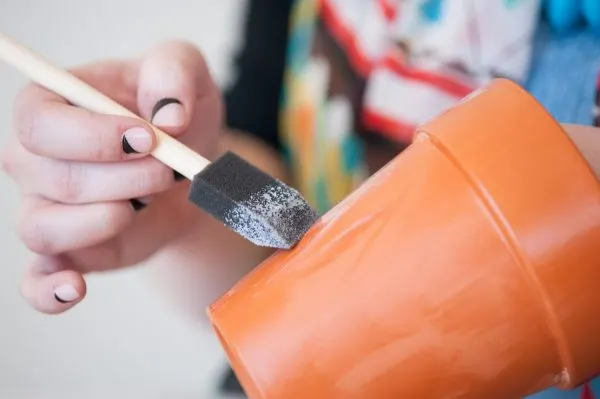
563,123,600,179
0,40,223,314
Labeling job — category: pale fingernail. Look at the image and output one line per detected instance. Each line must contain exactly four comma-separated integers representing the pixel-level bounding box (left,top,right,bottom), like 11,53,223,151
151,98,185,127
54,284,80,303
122,127,154,154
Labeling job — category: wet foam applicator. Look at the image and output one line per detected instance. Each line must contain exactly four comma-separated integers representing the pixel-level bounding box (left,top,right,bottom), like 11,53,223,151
0,33,318,249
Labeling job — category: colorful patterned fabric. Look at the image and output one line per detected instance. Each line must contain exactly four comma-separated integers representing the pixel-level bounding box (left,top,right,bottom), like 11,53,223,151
280,0,369,214
279,0,544,213
322,0,541,140
278,2,600,395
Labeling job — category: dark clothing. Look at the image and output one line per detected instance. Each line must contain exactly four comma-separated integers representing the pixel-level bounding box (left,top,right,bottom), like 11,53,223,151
223,0,292,152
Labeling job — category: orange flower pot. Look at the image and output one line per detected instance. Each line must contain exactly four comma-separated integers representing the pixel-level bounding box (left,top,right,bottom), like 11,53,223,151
207,79,600,399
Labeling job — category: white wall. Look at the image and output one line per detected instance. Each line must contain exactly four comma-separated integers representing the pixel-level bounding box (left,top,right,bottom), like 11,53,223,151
0,1,246,397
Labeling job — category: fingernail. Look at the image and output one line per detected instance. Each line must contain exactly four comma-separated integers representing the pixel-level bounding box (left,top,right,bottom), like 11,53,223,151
122,127,153,154
151,98,184,127
173,170,186,181
54,284,79,303
129,196,153,212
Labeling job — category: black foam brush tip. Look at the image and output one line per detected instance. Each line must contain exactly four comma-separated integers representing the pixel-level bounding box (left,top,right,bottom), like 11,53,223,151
188,151,318,249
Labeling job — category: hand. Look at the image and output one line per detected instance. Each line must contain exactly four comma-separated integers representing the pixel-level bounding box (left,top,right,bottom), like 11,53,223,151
543,0,600,33
0,40,223,314
563,123,600,179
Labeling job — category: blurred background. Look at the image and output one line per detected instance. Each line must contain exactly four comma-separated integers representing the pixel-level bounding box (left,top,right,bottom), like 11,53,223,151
0,1,245,397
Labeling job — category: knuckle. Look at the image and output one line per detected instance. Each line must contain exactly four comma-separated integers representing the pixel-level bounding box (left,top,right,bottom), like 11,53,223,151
13,86,42,151
101,204,131,237
0,145,14,175
84,112,134,162
55,163,84,203
0,139,25,179
131,166,152,193
82,111,114,161
154,165,175,191
18,213,53,254
139,168,158,193
153,165,174,192
136,162,172,193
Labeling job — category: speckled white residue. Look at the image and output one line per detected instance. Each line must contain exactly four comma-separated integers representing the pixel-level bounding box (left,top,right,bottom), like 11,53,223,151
224,182,318,249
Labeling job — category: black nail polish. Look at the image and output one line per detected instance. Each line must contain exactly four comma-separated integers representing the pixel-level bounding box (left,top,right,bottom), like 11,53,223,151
129,198,147,211
54,293,69,303
151,98,182,121
122,135,138,154
173,170,186,181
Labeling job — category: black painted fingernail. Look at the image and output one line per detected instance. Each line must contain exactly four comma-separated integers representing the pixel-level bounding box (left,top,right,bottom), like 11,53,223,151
151,98,183,121
129,198,148,211
54,284,79,303
122,135,137,154
122,127,153,155
174,170,186,181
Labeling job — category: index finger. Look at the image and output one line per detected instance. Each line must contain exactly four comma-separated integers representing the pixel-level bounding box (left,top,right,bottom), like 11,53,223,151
12,60,156,161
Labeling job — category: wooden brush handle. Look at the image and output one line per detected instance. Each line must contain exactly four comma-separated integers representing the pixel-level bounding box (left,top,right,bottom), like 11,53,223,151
0,33,210,180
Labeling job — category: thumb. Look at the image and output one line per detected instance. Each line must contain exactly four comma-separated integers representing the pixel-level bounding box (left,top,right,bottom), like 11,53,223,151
135,40,218,136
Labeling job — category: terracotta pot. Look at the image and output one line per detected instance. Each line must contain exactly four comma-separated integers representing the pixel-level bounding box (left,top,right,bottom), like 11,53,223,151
207,79,600,399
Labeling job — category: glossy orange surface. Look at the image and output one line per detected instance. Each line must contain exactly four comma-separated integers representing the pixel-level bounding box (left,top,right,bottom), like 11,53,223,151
208,79,600,399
